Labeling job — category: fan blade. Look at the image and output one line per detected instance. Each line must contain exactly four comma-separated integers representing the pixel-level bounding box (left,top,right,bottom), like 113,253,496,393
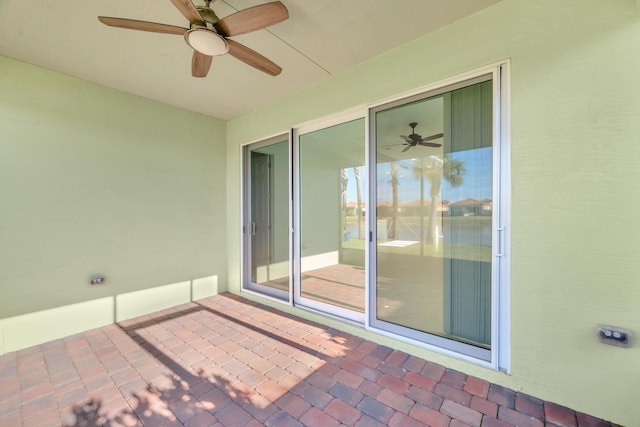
418,142,443,147
402,145,412,153
423,132,444,142
215,1,288,37
192,51,213,77
400,136,413,143
170,0,203,24
227,39,282,76
98,17,187,35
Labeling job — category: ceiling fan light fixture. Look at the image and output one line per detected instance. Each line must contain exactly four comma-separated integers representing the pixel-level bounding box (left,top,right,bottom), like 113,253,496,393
185,28,229,56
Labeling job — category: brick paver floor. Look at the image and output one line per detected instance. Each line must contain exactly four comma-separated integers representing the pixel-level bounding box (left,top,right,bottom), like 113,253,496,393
0,293,618,427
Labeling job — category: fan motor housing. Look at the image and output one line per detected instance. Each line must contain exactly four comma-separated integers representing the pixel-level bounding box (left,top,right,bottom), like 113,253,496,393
197,6,220,24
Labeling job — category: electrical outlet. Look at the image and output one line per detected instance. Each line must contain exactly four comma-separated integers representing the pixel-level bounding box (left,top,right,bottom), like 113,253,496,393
89,276,105,286
597,325,632,348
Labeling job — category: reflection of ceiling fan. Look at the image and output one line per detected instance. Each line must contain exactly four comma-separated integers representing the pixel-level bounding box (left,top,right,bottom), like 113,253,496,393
397,122,443,152
98,0,288,78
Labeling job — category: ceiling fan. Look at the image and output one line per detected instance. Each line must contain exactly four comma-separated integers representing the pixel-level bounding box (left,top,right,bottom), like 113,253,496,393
98,0,288,78
383,122,443,152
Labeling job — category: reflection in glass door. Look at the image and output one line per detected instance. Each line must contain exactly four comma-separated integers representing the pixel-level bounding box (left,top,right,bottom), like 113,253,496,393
371,76,494,360
295,118,366,320
244,137,290,300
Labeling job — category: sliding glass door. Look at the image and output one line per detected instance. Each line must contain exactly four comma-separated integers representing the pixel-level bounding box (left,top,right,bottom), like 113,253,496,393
243,136,291,300
370,75,496,361
294,118,366,321
242,64,508,367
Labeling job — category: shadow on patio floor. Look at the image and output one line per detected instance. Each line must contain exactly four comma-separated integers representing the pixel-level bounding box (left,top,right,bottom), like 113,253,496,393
1,293,618,427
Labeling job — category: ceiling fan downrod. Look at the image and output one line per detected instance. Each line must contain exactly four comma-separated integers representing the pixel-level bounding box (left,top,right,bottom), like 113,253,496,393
198,0,220,24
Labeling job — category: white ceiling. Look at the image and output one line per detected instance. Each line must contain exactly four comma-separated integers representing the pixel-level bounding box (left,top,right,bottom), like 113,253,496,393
0,0,501,120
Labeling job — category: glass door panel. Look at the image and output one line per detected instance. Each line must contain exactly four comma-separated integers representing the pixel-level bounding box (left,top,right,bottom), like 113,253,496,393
373,78,493,357
296,118,366,319
244,138,290,300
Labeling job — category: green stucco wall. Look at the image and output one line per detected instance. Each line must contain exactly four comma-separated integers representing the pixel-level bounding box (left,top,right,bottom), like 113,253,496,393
226,0,640,424
1,0,639,423
0,56,227,352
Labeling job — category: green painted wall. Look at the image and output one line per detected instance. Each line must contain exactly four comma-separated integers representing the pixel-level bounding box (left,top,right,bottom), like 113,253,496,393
1,0,639,423
0,56,227,351
226,0,640,424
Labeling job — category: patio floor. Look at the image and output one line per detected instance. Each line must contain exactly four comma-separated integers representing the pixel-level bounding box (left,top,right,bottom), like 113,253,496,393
0,293,617,427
